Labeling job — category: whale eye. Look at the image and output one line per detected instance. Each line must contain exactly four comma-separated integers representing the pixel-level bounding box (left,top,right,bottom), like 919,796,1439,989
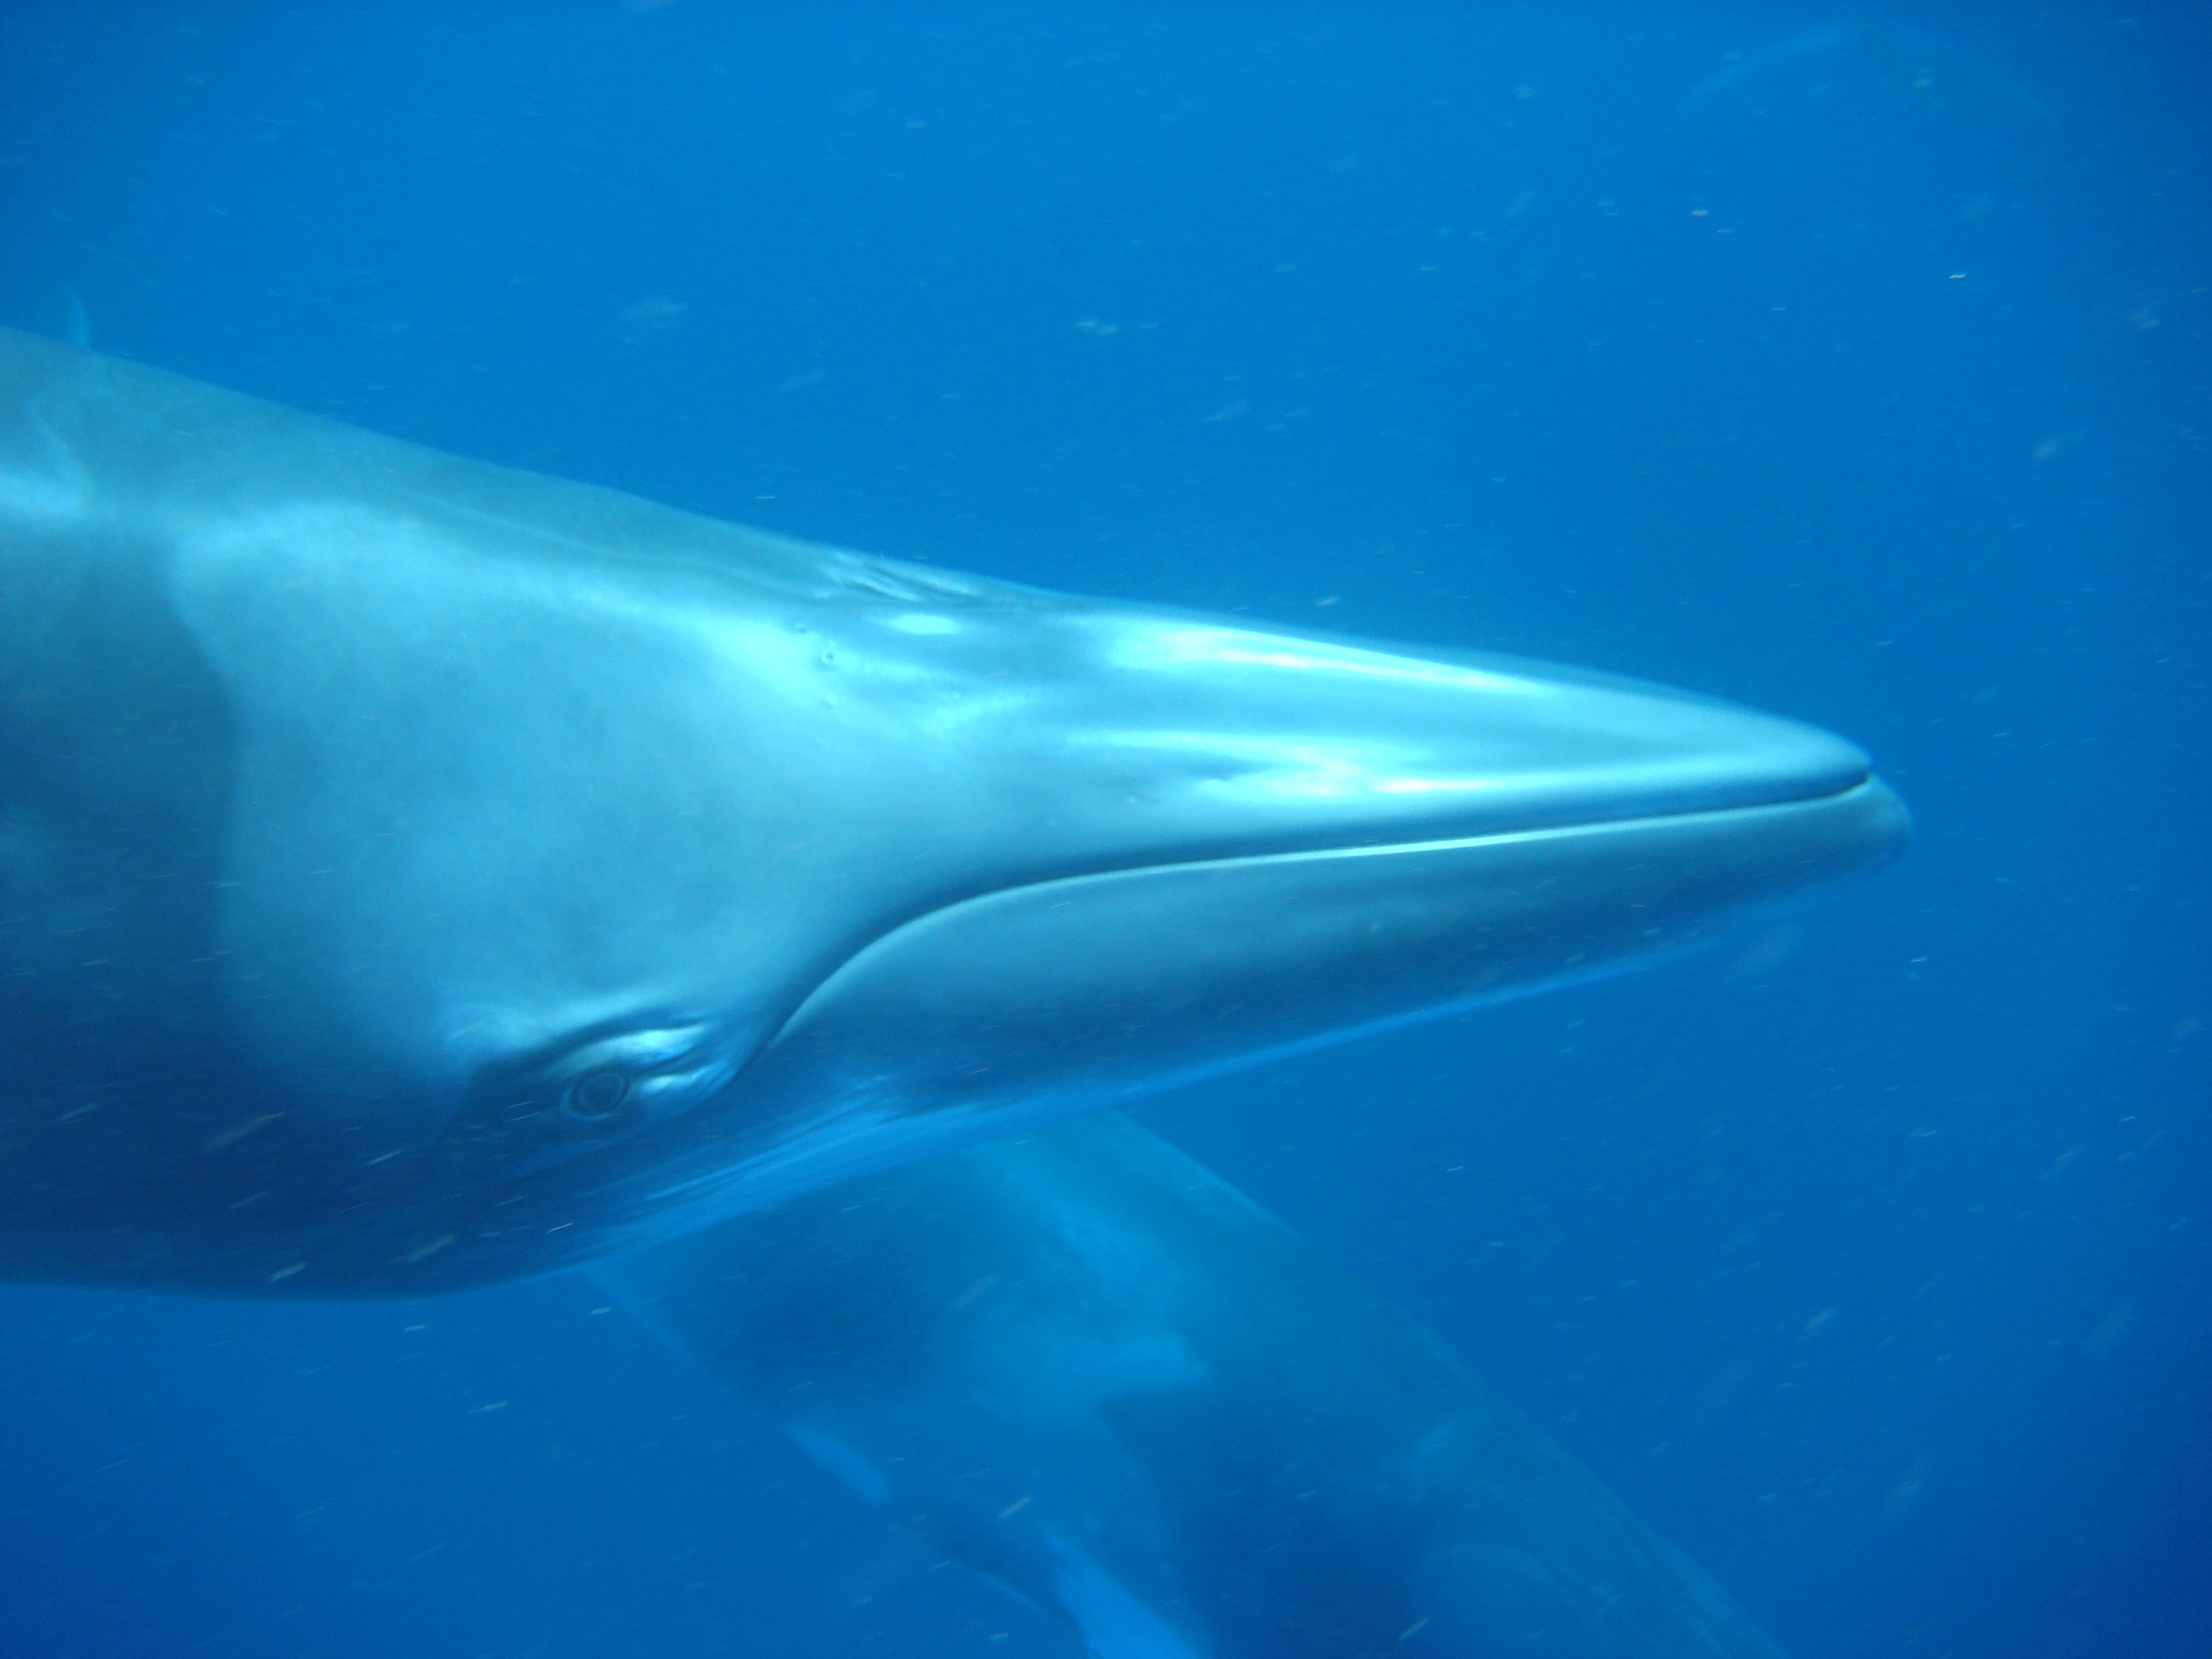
451,1019,735,1188
564,1068,630,1122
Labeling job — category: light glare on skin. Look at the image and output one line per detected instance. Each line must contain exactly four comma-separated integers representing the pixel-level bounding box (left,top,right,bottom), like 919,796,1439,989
0,467,86,525
881,611,962,635
438,994,696,1073
653,609,831,703
1098,621,1541,695
711,623,963,727
0,415,91,525
689,607,1011,726
1072,729,1490,802
1368,776,1506,796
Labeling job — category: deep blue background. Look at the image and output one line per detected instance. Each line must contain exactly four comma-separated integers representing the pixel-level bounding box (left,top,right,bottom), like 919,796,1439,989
1,5,2205,1656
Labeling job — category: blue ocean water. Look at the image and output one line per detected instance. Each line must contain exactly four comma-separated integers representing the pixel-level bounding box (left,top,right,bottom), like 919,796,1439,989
0,3,2203,1656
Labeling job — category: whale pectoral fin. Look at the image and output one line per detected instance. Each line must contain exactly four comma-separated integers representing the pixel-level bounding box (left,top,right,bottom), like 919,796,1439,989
602,1111,1787,1658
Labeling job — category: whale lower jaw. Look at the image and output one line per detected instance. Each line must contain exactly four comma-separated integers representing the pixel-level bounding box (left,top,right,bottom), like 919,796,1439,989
608,777,1907,1246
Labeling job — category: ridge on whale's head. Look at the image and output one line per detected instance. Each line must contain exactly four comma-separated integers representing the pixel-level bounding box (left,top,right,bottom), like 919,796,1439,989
0,327,1906,1294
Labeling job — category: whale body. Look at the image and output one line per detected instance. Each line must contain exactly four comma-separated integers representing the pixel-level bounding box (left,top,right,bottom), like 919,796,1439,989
611,1109,1797,1658
0,327,1902,1652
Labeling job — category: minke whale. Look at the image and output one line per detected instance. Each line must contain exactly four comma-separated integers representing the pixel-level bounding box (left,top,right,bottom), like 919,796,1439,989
609,1111,1800,1658
0,326,1904,1654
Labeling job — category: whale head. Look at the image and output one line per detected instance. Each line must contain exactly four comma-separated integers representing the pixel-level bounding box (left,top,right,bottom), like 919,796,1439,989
0,328,1904,1291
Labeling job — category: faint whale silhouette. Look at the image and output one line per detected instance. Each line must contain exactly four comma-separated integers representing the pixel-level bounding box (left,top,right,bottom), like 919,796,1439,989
1683,15,2055,126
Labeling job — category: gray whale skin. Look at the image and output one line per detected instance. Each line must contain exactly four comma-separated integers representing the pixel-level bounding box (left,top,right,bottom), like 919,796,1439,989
0,327,1902,1656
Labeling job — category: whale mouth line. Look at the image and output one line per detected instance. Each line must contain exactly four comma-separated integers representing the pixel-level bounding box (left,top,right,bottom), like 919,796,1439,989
781,757,1884,1008
753,771,1898,1058
859,761,1881,928
981,764,1882,886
